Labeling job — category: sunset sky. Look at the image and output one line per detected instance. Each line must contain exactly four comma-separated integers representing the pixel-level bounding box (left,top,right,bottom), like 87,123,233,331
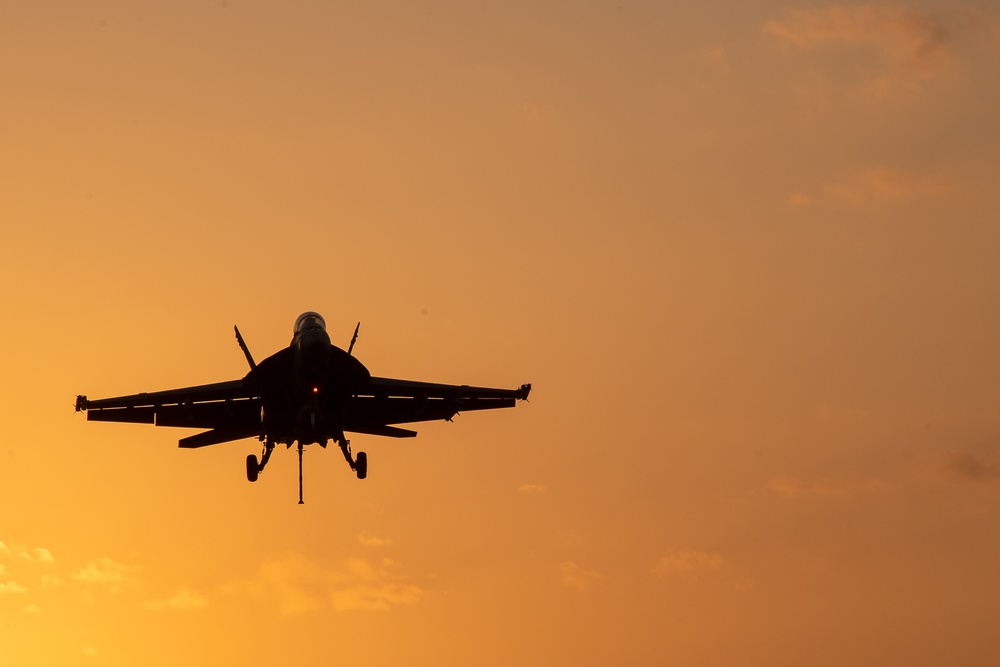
3,1,1000,664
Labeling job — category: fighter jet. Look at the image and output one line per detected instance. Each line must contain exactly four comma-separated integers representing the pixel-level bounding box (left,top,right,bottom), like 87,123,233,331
76,312,531,503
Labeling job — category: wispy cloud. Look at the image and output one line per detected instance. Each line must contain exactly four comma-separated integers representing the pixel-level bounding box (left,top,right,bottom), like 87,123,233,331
1,542,226,617
770,474,855,498
791,167,953,207
764,5,952,73
144,588,208,612
0,541,57,597
33,548,54,564
948,451,1000,483
330,558,423,612
0,542,55,564
653,550,725,577
703,45,732,75
826,167,952,202
511,101,554,129
769,474,891,498
71,557,138,592
558,561,603,591
930,449,1000,485
245,554,324,615
357,531,393,548
41,574,62,587
518,483,548,495
764,5,954,96
1,542,148,613
0,580,28,595
788,192,814,207
240,552,423,615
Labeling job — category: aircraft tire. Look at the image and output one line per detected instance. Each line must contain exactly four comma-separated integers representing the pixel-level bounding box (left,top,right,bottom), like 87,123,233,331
246,454,259,483
356,451,367,480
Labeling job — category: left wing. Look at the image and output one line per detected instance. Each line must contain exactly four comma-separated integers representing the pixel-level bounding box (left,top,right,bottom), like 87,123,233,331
75,380,261,448
344,377,530,437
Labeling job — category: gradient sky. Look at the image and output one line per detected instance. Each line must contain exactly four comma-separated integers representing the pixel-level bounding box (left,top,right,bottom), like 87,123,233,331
3,1,1000,664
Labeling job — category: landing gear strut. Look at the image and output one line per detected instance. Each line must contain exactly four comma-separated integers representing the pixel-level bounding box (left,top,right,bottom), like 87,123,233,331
245,434,366,503
246,439,275,483
337,435,367,480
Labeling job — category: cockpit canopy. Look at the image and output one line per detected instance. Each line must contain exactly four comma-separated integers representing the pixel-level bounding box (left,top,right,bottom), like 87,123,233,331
294,311,326,334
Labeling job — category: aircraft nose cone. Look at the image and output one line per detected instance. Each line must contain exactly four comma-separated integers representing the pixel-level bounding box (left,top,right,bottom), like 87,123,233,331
297,328,331,376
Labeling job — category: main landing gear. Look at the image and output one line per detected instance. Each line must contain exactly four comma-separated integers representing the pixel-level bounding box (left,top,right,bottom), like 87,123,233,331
338,435,367,480
246,439,275,483
244,435,367,504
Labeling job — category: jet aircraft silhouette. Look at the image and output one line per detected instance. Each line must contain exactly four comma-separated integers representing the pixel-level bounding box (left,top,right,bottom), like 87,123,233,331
76,312,531,503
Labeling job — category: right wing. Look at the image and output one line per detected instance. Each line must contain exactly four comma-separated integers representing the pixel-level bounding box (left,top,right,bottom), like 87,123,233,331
344,377,531,437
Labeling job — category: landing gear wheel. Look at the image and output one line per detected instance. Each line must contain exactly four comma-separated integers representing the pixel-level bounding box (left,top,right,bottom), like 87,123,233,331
246,454,259,483
356,451,367,480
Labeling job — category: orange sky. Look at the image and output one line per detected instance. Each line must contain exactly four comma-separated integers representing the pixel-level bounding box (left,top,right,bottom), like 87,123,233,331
3,2,1000,664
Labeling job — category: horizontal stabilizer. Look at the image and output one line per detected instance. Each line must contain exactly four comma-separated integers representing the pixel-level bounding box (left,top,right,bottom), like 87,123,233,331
348,425,418,438
179,427,258,449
